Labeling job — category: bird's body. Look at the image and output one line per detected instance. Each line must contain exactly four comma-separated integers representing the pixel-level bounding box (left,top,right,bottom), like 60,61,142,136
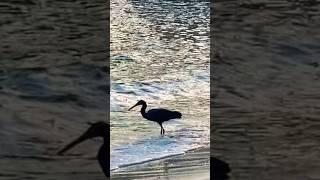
129,100,182,135
58,122,109,178
143,109,182,122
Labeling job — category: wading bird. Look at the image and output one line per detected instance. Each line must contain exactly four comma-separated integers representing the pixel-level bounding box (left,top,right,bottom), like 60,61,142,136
57,121,109,178
128,100,182,135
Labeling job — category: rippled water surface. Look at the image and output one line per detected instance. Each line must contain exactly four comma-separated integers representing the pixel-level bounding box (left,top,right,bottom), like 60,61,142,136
110,0,210,172
0,0,108,179
213,1,320,179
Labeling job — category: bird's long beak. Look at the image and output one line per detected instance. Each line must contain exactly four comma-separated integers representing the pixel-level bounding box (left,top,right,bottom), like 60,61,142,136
128,103,139,111
57,131,90,155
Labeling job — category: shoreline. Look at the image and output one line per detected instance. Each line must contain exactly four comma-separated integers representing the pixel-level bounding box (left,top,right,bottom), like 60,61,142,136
111,146,210,179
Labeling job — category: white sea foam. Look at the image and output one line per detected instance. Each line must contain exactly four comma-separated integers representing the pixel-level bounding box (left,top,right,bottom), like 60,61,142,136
110,127,209,170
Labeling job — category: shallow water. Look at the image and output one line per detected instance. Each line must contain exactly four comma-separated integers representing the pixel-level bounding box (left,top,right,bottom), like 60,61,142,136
112,148,210,180
110,0,210,172
213,1,320,179
0,0,108,179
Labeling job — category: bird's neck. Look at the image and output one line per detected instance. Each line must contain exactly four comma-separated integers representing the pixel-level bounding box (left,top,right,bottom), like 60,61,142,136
102,131,108,144
99,130,110,177
98,143,109,177
140,103,147,118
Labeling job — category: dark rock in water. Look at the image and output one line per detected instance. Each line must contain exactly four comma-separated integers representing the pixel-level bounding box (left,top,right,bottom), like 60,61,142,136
112,55,134,62
211,157,231,180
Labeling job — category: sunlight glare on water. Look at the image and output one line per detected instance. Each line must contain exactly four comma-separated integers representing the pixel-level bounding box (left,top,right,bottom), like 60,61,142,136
110,0,210,170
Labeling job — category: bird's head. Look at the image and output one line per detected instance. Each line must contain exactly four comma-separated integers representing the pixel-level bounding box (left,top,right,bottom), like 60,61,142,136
128,100,146,110
57,121,109,155
84,121,108,138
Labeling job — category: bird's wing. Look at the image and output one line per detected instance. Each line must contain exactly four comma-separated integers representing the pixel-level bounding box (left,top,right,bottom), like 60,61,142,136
147,108,182,120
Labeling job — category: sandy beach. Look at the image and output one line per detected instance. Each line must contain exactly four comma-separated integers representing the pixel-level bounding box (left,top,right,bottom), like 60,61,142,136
111,147,210,180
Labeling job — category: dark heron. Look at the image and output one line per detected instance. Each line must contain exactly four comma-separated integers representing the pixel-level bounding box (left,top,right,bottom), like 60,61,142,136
212,157,231,180
128,100,182,135
57,121,109,178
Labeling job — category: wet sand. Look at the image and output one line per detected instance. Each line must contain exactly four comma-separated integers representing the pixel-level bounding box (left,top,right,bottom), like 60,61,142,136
111,147,210,180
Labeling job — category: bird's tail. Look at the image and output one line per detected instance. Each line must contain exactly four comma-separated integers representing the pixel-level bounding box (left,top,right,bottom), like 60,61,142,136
173,111,182,119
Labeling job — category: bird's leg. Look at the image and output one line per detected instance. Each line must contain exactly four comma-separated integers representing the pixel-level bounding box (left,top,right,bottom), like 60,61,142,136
159,123,164,135
160,123,165,135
